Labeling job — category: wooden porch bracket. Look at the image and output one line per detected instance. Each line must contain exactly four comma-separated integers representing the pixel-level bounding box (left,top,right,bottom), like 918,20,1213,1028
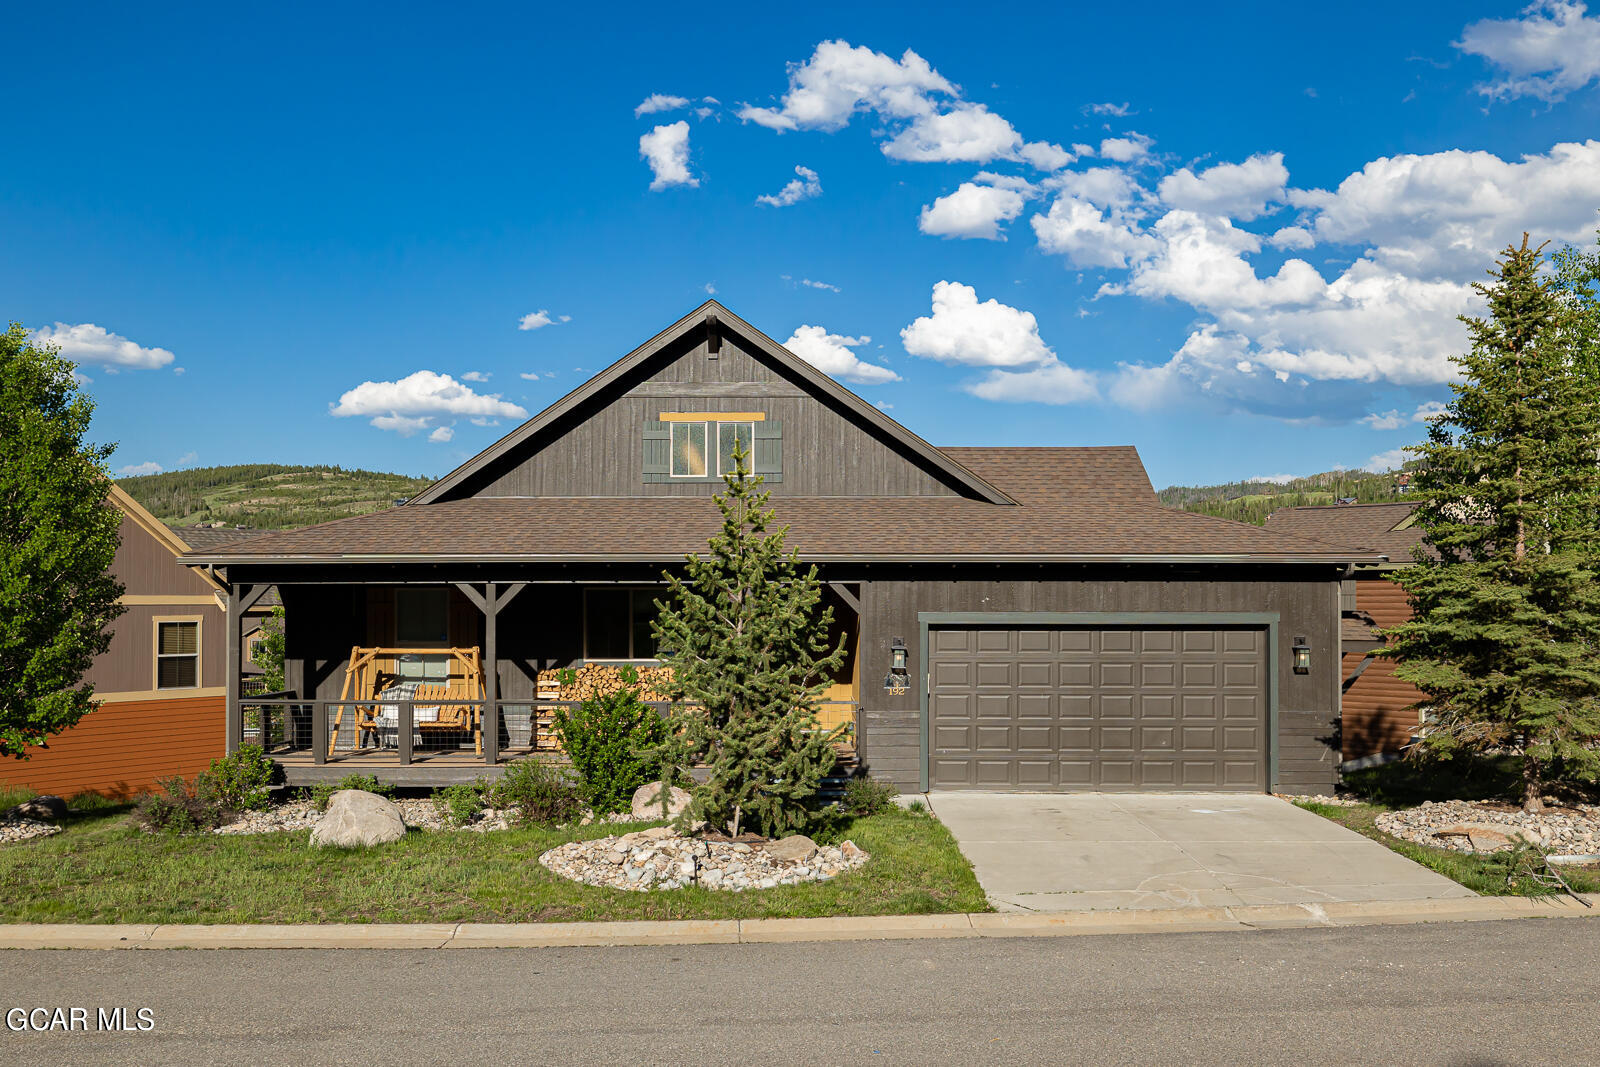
453,581,529,765
827,582,862,616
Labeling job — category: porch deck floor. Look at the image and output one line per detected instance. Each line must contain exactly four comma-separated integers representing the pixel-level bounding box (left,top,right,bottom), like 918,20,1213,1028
272,750,546,786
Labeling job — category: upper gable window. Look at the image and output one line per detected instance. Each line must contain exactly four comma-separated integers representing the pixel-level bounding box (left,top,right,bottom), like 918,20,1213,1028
646,414,781,484
670,422,708,478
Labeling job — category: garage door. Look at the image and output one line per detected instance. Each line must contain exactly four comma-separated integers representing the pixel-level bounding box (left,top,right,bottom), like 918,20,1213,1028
928,626,1267,791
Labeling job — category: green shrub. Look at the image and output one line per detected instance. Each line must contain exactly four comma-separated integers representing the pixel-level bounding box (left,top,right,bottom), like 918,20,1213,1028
195,744,275,812
552,684,667,815
432,782,485,827
844,777,899,816
134,777,227,834
306,774,396,812
488,759,581,825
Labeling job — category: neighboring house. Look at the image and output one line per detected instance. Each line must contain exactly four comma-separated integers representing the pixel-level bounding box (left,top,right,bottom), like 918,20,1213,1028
0,488,233,798
183,301,1378,793
1263,502,1427,765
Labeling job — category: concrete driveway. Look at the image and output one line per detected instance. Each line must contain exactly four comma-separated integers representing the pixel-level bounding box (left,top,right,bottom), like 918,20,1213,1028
927,792,1477,912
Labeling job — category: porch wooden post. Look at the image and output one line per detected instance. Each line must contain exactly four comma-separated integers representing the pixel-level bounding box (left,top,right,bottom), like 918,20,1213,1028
398,699,413,765
312,700,327,765
224,585,244,755
483,581,499,766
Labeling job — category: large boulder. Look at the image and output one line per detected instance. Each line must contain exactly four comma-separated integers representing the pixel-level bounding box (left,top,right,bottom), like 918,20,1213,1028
631,782,691,820
310,789,406,848
8,795,67,822
764,834,818,864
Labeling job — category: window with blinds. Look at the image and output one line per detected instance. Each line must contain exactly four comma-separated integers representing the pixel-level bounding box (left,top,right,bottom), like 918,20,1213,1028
157,621,199,689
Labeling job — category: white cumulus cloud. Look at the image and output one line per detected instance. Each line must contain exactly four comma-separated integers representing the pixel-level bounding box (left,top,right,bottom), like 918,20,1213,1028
1363,447,1412,473
901,281,1055,367
1457,2,1600,101
518,309,569,330
461,370,490,382
737,40,1065,170
1031,196,1156,269
30,322,175,370
919,181,1028,240
1289,140,1600,278
116,461,163,477
640,121,698,190
1099,132,1154,163
1157,152,1289,220
428,426,454,443
782,325,901,384
331,370,529,437
756,165,822,206
635,93,691,117
967,361,1099,405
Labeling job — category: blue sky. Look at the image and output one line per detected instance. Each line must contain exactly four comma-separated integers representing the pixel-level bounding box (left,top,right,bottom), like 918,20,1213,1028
7,2,1600,489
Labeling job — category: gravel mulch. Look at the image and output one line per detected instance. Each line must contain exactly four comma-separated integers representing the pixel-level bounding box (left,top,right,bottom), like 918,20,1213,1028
540,828,869,892
1375,799,1600,858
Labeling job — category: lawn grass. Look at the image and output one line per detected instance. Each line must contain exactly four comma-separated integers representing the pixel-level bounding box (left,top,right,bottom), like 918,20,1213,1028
1293,800,1600,897
0,804,987,925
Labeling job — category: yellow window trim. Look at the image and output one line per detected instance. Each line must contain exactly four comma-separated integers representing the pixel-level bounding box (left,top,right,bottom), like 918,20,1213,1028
658,412,766,422
95,686,226,704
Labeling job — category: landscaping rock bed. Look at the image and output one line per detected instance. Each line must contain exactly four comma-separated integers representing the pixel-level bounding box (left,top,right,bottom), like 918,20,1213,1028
210,798,651,836
0,818,62,845
1,795,66,845
1376,799,1600,857
213,798,517,835
539,827,870,892
1280,793,1362,807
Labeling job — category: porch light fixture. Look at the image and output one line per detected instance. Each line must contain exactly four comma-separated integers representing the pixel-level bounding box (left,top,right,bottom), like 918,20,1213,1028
1292,636,1311,675
883,636,910,695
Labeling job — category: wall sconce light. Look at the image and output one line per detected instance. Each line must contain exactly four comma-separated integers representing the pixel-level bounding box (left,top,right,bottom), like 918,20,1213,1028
883,636,910,694
1292,636,1311,675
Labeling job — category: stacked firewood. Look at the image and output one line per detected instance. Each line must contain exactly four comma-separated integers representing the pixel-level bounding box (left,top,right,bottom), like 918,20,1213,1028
535,663,678,703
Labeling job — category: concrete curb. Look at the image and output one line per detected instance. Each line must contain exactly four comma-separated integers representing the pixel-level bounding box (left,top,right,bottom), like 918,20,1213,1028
1,895,1594,950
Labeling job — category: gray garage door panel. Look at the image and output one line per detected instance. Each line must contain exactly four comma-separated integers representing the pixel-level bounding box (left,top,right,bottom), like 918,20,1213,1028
928,626,1267,791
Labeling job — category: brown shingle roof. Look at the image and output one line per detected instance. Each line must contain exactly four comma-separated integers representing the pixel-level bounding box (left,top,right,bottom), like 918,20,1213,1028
1263,502,1426,564
939,446,1157,506
182,448,1376,564
171,524,274,551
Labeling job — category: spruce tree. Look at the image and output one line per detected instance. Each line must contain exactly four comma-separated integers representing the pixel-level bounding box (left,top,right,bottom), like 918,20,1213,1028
652,446,847,839
1384,236,1600,811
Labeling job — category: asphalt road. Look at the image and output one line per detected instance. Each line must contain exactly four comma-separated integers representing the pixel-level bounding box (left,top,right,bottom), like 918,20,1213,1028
3,918,1598,1066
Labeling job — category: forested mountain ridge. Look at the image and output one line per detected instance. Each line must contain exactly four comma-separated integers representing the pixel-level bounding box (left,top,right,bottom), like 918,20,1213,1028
1158,468,1409,526
117,464,434,529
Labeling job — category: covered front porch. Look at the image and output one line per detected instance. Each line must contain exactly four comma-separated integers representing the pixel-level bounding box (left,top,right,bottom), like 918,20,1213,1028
223,570,863,786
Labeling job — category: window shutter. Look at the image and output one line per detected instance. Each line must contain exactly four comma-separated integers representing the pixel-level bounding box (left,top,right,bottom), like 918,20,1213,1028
642,421,670,483
753,420,782,483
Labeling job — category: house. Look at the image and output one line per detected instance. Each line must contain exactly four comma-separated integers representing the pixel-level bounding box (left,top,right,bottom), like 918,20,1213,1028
0,488,238,798
1263,501,1427,766
181,301,1378,793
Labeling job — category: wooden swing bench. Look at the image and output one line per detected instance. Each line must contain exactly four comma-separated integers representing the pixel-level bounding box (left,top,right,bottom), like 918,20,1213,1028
327,646,485,757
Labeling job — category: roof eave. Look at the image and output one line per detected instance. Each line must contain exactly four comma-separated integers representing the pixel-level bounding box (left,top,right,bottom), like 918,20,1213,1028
181,551,1381,567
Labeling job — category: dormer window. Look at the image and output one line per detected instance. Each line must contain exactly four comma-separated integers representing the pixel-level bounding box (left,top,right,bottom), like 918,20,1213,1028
645,414,782,484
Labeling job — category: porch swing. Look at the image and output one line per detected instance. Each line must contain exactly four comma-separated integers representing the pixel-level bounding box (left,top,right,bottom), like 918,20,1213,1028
327,646,485,756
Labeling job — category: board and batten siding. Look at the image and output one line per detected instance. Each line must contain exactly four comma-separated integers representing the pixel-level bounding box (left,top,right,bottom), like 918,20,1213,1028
462,331,964,499
851,567,1343,795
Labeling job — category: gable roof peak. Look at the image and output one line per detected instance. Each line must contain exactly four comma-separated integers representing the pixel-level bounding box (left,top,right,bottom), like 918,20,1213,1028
409,298,1015,506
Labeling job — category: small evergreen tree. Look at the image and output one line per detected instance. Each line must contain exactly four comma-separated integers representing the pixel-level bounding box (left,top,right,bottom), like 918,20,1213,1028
1384,236,1600,811
652,446,846,838
0,323,125,758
